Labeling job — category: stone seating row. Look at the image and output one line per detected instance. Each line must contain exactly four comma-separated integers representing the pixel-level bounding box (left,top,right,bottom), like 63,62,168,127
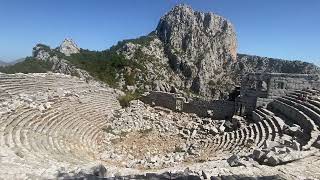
0,73,96,97
267,90,320,149
0,102,102,163
209,109,285,153
0,74,121,166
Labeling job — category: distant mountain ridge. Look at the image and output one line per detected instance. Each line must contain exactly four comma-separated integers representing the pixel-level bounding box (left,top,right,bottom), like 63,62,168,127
231,54,320,87
235,54,320,74
0,60,8,66
0,58,25,66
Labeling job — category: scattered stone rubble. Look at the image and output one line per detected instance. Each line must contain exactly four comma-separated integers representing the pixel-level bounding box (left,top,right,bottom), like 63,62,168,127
0,88,73,114
100,100,224,169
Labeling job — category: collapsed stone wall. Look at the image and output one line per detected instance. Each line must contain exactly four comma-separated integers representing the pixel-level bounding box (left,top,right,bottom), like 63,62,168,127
183,99,235,119
140,91,177,110
239,73,320,116
140,91,235,119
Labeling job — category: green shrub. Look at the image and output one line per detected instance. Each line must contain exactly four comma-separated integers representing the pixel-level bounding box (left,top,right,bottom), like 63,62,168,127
109,33,156,51
174,145,184,153
102,126,114,134
33,44,51,51
124,72,136,86
64,48,148,88
118,92,141,107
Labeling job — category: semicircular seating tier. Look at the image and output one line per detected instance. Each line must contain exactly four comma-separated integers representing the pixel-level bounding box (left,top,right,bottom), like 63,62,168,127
204,89,320,154
0,73,121,176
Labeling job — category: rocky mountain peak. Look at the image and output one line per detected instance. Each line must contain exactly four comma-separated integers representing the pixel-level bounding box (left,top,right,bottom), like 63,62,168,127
153,4,237,97
156,4,237,61
59,38,80,56
167,4,194,17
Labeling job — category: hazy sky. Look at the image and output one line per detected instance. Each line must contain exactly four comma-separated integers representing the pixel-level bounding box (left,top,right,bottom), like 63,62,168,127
0,0,319,66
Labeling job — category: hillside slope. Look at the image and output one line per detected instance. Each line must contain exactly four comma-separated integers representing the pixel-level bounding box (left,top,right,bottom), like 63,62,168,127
231,54,320,86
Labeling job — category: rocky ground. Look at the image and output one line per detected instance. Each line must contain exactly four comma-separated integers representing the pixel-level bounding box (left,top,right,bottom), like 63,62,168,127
99,100,226,170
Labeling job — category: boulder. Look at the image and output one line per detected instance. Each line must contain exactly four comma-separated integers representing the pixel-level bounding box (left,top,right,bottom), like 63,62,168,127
38,104,45,112
265,155,281,166
201,170,208,179
227,154,244,167
313,140,320,149
219,122,226,133
284,124,303,136
252,149,264,160
90,165,107,177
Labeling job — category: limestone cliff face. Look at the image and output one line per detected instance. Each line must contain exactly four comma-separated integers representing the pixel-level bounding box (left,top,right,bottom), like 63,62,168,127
118,4,237,99
156,4,237,97
156,4,237,63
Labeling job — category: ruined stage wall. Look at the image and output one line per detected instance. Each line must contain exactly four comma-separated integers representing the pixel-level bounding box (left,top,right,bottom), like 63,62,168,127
140,91,235,119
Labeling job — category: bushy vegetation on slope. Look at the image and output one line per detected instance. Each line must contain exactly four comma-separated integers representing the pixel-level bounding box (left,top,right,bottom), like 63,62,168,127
109,32,156,51
64,49,145,87
0,57,53,74
0,34,156,90
118,91,142,107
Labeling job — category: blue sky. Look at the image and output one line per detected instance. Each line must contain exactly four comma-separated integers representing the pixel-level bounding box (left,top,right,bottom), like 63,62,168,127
0,0,319,66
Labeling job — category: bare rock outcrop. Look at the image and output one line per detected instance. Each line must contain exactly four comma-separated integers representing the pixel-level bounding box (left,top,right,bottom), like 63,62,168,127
59,38,80,56
232,54,320,85
156,4,237,97
32,43,91,80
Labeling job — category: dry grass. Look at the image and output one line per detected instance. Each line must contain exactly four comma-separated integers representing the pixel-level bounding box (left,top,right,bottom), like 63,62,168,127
112,130,185,160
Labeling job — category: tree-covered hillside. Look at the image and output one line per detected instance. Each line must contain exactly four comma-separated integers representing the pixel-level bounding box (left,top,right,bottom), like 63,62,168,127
64,49,145,87
0,57,53,74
